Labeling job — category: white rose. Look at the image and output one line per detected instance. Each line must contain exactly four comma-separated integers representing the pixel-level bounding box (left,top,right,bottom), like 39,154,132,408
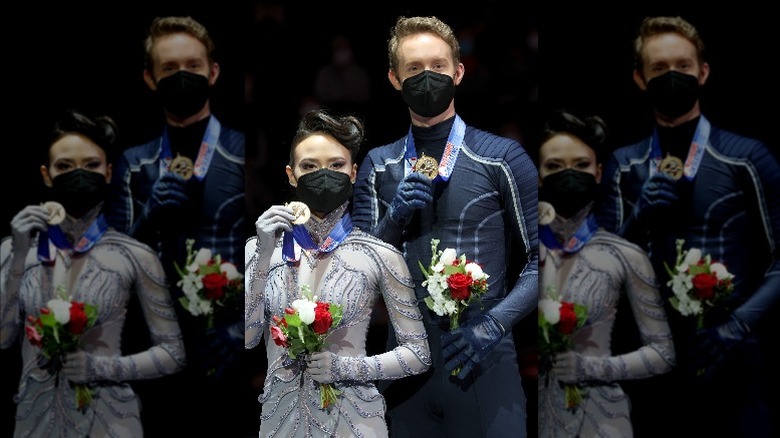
538,298,562,325
683,248,702,268
440,248,457,266
291,298,317,324
709,263,730,281
220,262,242,280
187,248,213,272
465,263,486,280
47,299,72,325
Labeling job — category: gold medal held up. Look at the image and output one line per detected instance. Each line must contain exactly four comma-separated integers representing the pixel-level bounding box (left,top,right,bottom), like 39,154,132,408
538,201,556,225
287,201,311,225
659,155,684,180
42,201,66,225
170,154,194,181
414,153,439,180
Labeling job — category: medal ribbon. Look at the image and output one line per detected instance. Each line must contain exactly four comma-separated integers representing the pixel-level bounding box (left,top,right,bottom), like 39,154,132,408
38,214,109,262
159,116,221,181
539,214,599,254
403,114,465,182
282,213,353,264
649,116,711,181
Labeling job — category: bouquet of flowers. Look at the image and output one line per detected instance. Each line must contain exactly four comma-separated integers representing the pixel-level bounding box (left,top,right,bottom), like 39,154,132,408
175,239,243,329
538,288,589,411
418,238,490,375
25,285,98,411
664,239,734,329
270,284,344,409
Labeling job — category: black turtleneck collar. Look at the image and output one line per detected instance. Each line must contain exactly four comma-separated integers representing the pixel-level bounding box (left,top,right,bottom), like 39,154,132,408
657,116,700,159
168,116,210,159
411,116,456,157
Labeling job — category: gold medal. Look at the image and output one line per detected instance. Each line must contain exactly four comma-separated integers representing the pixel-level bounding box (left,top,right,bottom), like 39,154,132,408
170,154,194,181
659,155,684,180
42,201,66,225
414,154,439,180
287,201,311,225
538,201,556,225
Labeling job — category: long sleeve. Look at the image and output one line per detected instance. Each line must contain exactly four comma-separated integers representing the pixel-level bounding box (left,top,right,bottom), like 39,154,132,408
89,244,185,382
104,152,158,245
0,237,26,349
486,141,539,330
577,245,675,382
332,243,431,382
244,236,270,349
352,150,406,246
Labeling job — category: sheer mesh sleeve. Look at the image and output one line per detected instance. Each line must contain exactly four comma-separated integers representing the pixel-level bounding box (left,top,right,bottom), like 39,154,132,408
89,243,185,381
245,236,270,349
0,237,25,349
332,243,431,382
578,244,676,382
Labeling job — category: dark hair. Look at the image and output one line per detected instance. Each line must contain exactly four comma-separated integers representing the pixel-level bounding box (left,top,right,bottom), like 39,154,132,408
541,109,608,164
289,109,364,166
48,110,118,165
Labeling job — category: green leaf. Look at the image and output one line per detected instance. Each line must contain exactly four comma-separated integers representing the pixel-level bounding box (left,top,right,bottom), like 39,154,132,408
443,265,462,276
329,305,343,328
688,264,708,276
423,296,435,311
178,296,190,310
418,260,431,279
285,314,302,328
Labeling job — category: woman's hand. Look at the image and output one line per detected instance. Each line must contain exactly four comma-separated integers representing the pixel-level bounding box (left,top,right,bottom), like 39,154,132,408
10,205,49,251
552,350,584,384
62,351,92,384
255,205,295,256
307,351,338,384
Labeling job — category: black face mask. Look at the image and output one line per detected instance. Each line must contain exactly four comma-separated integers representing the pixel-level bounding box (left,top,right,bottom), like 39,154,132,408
156,70,210,119
401,70,455,117
540,169,597,219
646,70,700,120
295,169,353,214
50,169,108,218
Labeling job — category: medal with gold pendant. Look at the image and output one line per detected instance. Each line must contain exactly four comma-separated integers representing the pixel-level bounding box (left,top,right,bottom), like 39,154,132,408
169,153,194,181
414,153,439,180
659,154,684,180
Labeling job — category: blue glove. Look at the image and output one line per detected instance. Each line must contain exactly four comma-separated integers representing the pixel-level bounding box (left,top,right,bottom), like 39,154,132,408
633,172,678,223
688,315,750,380
441,314,506,379
143,173,188,223
389,172,433,225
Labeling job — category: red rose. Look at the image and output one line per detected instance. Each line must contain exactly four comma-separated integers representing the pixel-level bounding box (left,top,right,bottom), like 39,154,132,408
312,302,333,335
557,302,578,335
447,273,473,301
68,302,88,335
270,326,289,347
202,273,228,299
25,325,42,347
692,273,717,300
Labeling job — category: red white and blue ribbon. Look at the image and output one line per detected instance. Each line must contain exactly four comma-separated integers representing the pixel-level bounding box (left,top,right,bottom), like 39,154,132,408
38,214,109,262
403,114,465,182
282,214,353,264
649,116,710,181
159,115,221,182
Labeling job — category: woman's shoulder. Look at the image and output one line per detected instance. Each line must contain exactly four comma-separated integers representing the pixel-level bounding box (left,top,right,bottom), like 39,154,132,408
344,229,403,256
98,230,158,259
589,229,650,259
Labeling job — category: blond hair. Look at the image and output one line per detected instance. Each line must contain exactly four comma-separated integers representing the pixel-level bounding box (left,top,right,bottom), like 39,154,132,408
634,16,705,70
387,16,460,74
144,16,215,71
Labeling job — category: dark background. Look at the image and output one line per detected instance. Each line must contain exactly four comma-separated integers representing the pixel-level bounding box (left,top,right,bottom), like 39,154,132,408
542,9,777,438
0,2,247,436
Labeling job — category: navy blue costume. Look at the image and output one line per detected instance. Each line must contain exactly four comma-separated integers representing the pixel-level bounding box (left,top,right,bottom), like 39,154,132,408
598,116,780,437
104,116,253,436
353,116,538,437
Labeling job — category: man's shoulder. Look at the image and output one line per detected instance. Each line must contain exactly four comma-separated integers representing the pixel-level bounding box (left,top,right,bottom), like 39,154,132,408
707,123,767,158
217,122,245,155
121,136,162,164
463,125,524,159
362,137,406,167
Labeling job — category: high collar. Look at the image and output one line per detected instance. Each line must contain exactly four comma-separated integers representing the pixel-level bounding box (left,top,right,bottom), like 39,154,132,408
303,201,349,245
59,202,103,244
548,202,594,245
167,116,210,158
657,115,700,159
411,115,455,157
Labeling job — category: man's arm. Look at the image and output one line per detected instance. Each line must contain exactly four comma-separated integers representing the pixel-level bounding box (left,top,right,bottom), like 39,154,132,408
352,150,432,246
